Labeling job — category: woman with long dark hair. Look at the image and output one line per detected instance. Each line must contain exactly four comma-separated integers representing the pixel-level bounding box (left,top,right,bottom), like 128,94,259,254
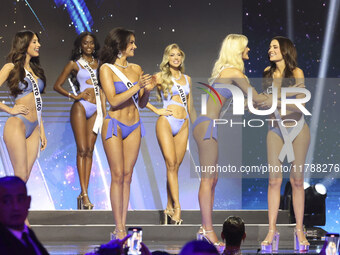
0,30,47,181
54,32,104,209
99,27,154,239
147,43,192,225
261,36,310,253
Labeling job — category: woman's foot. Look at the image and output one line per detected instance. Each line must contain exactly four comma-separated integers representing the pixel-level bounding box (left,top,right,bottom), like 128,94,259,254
197,226,224,252
294,227,310,252
78,193,94,210
163,207,174,225
111,227,126,240
261,229,280,252
170,207,183,225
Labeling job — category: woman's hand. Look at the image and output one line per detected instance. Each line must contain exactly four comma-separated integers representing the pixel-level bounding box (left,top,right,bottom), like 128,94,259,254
9,104,29,115
139,73,153,90
258,94,273,109
75,89,92,101
40,132,47,151
156,108,173,116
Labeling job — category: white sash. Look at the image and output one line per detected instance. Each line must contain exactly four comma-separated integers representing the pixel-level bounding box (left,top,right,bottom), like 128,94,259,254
24,69,42,126
104,63,140,111
78,58,103,134
172,75,188,115
274,110,305,163
67,78,78,96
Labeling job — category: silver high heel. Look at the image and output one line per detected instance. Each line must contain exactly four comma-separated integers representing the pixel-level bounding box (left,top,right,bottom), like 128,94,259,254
261,229,280,253
197,226,225,253
294,227,310,253
170,207,183,225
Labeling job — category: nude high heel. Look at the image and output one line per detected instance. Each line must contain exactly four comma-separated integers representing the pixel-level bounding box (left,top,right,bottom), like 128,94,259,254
261,229,280,253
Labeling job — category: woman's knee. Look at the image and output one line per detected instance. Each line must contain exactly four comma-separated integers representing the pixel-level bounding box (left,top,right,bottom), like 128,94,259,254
166,159,178,172
268,178,282,189
290,177,304,189
77,147,87,158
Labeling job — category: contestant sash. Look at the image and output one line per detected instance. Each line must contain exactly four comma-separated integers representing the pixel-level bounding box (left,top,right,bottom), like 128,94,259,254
24,69,42,126
78,58,103,134
172,76,188,115
68,78,78,96
104,63,140,111
273,110,305,163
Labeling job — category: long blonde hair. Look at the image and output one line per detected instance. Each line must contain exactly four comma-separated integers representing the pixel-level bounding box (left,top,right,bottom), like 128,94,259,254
158,43,185,100
209,34,248,83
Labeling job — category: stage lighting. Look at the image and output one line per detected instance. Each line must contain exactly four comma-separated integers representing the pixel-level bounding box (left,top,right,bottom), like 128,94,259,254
283,181,327,226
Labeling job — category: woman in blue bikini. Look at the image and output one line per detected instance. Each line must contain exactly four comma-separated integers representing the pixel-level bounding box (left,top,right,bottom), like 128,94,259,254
147,44,192,225
0,30,47,182
99,27,154,239
193,34,270,248
54,32,104,209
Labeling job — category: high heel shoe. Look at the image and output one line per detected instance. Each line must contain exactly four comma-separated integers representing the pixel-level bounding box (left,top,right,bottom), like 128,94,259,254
261,229,280,253
170,207,183,225
77,194,94,210
197,226,225,252
163,208,174,225
294,227,310,253
110,228,126,240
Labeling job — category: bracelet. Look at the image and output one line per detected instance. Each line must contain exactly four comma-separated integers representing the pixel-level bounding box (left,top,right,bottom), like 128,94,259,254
68,92,72,101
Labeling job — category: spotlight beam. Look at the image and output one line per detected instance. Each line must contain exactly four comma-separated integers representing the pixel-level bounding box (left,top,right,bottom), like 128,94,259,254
305,0,340,180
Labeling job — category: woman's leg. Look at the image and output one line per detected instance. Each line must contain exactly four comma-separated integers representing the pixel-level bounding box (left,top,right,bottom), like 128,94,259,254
121,125,141,228
193,120,219,243
3,117,29,181
25,126,40,176
70,102,91,205
84,112,98,192
263,131,283,244
290,124,310,243
101,119,125,237
156,117,179,215
172,119,189,221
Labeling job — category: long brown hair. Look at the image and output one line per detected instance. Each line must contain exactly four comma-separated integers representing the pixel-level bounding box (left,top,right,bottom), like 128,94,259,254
263,36,297,91
6,30,46,97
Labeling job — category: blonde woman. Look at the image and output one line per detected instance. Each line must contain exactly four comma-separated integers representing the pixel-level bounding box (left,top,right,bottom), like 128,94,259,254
193,34,269,247
147,44,192,225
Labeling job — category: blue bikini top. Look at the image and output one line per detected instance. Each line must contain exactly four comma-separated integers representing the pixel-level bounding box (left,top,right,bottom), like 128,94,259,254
76,61,97,92
211,82,232,99
113,81,138,94
162,75,190,100
16,76,44,100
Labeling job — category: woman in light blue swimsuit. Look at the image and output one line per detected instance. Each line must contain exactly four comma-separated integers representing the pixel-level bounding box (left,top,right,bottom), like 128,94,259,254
99,27,154,239
147,43,192,225
0,30,47,182
54,32,104,210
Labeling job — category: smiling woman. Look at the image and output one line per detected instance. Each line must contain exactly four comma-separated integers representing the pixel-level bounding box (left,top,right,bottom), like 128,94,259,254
0,30,46,183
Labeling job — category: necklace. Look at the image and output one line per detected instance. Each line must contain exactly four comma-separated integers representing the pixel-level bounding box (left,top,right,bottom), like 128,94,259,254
172,71,182,81
81,56,95,65
114,61,129,69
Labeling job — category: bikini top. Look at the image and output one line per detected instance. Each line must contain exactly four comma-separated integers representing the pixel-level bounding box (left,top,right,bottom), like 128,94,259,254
113,81,138,94
161,75,190,109
211,82,232,99
76,61,97,92
15,76,44,100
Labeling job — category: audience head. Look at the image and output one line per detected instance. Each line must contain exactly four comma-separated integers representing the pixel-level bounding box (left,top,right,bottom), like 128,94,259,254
221,216,246,248
0,176,31,230
179,240,219,255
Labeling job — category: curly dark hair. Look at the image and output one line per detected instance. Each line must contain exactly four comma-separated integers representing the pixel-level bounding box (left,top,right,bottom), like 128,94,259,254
6,30,46,97
99,27,135,66
69,32,100,91
263,36,297,91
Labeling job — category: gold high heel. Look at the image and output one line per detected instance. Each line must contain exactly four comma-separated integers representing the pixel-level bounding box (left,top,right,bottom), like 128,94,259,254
163,208,174,225
110,228,126,240
77,194,94,210
261,229,280,253
170,207,183,225
196,226,225,252
294,227,310,253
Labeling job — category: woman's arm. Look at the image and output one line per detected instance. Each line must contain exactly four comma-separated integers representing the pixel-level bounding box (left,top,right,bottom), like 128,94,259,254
187,76,197,123
137,65,155,108
100,64,143,109
220,68,268,103
53,61,81,100
100,89,107,117
0,63,29,114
